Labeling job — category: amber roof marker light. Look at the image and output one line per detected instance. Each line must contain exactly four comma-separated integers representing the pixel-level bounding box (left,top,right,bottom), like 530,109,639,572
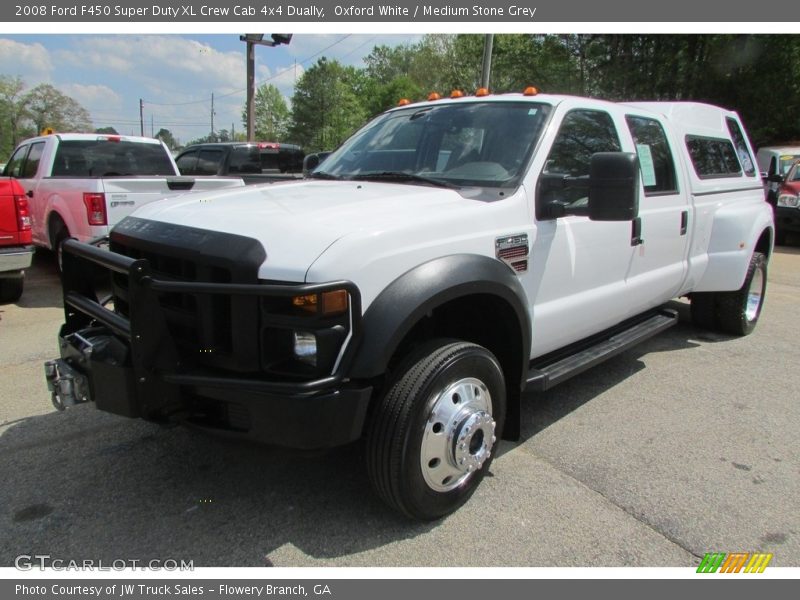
523,86,539,96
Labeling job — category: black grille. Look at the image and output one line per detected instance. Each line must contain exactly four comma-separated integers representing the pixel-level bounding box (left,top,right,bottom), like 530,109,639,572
109,217,267,373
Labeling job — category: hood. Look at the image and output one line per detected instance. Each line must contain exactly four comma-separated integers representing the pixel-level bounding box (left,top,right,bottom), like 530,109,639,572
126,180,474,280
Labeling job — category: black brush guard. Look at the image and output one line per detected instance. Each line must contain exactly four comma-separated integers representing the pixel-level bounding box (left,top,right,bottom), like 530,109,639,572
51,238,371,449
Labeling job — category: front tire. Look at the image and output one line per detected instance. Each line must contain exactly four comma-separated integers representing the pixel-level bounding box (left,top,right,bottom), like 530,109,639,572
366,340,506,520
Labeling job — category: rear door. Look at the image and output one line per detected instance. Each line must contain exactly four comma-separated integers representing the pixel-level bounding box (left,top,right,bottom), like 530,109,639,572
621,113,690,308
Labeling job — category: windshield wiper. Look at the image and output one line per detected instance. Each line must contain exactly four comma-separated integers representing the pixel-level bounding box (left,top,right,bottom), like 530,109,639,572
308,171,341,180
348,171,457,189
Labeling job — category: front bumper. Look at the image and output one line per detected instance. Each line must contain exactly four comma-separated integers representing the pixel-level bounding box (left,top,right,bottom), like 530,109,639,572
47,238,369,449
0,245,34,275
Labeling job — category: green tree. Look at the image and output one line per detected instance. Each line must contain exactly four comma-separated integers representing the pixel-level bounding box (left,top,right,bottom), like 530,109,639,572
0,76,30,158
368,76,423,116
243,84,290,141
289,58,368,151
24,83,92,134
95,126,119,135
154,127,178,149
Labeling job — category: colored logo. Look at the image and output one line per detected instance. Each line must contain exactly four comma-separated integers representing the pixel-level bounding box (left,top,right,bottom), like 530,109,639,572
697,552,773,573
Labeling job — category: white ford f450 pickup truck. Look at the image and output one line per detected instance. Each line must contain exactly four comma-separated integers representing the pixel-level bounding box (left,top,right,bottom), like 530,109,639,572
3,133,244,267
44,92,774,520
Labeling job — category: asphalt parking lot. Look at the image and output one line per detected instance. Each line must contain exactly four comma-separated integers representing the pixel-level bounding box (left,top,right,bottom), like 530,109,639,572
1,245,798,568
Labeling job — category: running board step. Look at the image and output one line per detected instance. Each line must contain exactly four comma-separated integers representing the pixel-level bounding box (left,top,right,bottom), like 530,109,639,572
525,309,678,392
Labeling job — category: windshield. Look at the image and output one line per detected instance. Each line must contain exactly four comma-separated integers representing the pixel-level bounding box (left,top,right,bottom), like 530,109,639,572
313,101,551,192
780,155,800,176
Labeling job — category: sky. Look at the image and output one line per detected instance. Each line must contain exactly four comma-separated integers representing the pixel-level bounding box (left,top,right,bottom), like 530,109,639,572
0,34,421,145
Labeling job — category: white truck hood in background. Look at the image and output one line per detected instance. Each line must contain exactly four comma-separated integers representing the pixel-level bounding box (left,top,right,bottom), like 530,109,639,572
126,180,472,281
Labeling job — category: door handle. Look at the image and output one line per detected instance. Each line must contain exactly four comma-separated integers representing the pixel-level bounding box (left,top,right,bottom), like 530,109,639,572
680,210,688,235
26,190,33,198
631,217,643,246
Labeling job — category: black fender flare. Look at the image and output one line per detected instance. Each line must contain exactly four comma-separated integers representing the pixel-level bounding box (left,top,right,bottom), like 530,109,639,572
347,254,531,391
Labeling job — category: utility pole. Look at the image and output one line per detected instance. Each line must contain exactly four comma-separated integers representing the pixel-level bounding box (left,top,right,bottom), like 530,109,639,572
240,34,292,142
480,34,494,89
150,114,154,137
139,99,144,137
211,93,215,136
246,40,255,140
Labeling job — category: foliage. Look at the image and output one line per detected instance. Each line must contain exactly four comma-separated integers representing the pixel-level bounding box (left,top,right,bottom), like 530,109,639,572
242,83,290,142
0,77,93,159
24,83,92,135
340,34,800,148
289,58,368,151
0,76,32,158
154,128,178,149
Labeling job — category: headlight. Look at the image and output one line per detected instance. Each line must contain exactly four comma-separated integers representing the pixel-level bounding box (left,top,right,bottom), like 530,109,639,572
293,331,317,366
777,192,799,208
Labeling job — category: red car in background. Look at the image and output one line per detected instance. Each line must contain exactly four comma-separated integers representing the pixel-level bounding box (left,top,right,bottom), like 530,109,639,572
774,161,800,245
0,177,34,303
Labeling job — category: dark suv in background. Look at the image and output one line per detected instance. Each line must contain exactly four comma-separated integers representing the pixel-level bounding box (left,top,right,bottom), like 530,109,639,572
175,142,305,184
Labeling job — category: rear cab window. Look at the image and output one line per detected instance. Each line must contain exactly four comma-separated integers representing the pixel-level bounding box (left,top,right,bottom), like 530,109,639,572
52,139,176,177
685,136,742,179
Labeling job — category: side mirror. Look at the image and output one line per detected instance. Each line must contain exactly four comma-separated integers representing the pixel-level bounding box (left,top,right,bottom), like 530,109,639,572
303,152,332,176
588,152,639,222
303,153,321,175
767,173,785,184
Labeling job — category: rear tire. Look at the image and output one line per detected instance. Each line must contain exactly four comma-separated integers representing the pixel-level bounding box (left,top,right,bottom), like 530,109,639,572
366,340,506,520
49,216,69,273
716,252,767,336
0,274,24,304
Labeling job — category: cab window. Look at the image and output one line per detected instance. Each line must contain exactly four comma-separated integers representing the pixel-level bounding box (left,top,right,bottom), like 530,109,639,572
21,142,45,178
539,109,621,211
176,150,199,174
5,144,29,178
195,149,223,175
544,110,621,177
725,118,756,177
625,116,678,195
685,136,741,178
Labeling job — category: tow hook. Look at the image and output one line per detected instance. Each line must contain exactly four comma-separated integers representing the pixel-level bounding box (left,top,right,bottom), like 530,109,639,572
44,359,91,411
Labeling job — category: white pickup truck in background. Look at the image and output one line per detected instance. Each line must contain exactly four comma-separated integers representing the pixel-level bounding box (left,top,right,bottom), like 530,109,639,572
2,133,244,265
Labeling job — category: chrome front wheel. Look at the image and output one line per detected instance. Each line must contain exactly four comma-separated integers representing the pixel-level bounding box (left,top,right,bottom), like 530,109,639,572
366,341,506,520
420,377,496,493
